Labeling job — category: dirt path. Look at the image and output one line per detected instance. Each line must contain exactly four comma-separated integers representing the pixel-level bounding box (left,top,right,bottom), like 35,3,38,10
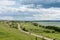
17,23,53,40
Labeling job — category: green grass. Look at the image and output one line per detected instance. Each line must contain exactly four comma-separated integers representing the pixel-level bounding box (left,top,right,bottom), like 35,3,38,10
21,22,60,40
1,21,60,40
0,22,42,40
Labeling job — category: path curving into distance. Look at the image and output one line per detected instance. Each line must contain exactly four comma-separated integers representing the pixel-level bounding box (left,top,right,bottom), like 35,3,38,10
17,23,53,40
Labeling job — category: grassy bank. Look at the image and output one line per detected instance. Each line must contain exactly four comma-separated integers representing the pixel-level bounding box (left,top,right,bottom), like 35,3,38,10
0,21,41,40
21,22,60,40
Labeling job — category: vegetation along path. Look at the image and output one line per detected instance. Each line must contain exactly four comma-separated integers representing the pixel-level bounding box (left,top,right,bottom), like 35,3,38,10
17,23,53,40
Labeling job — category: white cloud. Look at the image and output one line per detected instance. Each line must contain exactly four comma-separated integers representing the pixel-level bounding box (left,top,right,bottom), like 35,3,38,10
32,7,60,20
0,0,19,14
0,7,18,14
33,14,58,20
17,6,60,20
0,0,17,6
0,5,60,20
0,0,60,20
0,16,14,20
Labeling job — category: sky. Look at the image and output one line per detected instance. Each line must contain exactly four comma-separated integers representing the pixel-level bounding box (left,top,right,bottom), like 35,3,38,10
0,0,60,20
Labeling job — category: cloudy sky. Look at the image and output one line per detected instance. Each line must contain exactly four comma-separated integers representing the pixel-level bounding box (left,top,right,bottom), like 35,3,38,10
0,0,60,20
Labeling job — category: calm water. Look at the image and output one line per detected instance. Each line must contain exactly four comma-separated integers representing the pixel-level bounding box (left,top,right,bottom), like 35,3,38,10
37,22,60,27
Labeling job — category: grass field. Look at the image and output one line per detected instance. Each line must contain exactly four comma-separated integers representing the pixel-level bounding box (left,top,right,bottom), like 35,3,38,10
21,22,60,40
0,21,42,40
0,21,60,40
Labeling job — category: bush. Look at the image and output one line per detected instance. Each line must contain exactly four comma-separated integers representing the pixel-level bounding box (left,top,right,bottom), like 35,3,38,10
39,25,42,27
51,31,55,33
33,23,38,26
43,30,51,33
10,25,18,29
9,23,18,29
22,27,28,32
45,26,60,32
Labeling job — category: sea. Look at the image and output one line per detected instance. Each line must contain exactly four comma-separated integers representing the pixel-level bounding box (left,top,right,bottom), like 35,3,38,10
36,22,60,27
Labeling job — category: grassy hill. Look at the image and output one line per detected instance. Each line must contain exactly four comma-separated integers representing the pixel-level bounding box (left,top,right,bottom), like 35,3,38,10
0,21,41,40
21,22,60,40
1,21,60,40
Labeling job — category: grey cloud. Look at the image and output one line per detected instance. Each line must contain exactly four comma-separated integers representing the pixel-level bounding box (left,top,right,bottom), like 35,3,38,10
20,0,60,8
21,0,60,4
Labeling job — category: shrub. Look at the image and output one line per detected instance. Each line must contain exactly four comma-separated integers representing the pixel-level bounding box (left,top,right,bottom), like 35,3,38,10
33,23,38,26
9,23,18,29
22,27,28,32
43,30,51,33
45,26,60,32
51,31,55,33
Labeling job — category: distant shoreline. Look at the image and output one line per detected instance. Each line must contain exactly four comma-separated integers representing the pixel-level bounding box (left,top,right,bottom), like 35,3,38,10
0,20,60,22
